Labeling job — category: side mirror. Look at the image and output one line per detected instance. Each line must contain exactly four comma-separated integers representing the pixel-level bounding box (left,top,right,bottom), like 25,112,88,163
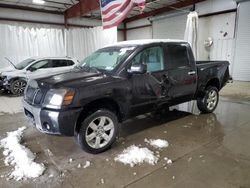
128,64,147,74
28,67,37,72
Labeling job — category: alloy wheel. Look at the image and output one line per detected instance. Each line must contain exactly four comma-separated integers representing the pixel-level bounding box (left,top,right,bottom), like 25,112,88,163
85,116,115,149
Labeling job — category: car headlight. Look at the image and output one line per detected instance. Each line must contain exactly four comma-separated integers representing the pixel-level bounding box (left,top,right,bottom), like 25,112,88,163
43,89,75,109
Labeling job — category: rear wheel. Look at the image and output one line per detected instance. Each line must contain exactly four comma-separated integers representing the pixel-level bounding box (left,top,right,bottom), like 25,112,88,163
10,79,27,95
197,86,219,113
76,109,118,154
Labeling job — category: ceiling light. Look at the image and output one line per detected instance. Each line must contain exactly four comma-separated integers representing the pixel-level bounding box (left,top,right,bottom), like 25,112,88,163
33,0,45,5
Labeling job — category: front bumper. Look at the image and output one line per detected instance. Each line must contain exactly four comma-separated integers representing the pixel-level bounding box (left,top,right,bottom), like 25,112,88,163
0,80,3,89
22,99,82,136
0,77,5,90
0,80,10,90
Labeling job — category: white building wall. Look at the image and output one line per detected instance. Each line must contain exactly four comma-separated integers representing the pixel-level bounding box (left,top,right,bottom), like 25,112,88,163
196,0,236,14
232,1,250,81
152,13,188,39
125,18,152,40
117,30,124,41
127,26,152,40
197,12,236,74
125,0,237,74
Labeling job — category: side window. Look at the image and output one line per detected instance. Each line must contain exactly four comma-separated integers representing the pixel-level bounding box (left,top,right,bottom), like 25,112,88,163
167,44,190,69
67,60,75,66
51,60,69,68
30,60,49,69
131,46,164,72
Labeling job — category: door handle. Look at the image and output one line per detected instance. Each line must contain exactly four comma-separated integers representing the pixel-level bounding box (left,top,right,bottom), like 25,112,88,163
188,71,196,75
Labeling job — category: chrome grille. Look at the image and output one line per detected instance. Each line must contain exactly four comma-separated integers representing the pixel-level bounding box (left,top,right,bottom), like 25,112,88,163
25,85,45,105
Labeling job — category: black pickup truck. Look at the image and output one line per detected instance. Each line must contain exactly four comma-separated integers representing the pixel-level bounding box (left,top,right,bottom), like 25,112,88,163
23,40,230,153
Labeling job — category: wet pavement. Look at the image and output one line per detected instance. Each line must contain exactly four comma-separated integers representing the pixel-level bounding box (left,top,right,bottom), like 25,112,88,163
0,97,250,188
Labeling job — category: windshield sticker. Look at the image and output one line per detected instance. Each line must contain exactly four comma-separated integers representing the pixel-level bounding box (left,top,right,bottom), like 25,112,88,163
105,66,113,70
119,47,135,55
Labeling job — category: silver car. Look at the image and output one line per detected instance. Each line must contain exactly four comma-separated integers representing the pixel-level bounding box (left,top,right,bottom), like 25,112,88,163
0,57,78,95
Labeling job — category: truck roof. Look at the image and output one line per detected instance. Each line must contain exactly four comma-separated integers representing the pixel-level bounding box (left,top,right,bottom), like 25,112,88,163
105,39,187,48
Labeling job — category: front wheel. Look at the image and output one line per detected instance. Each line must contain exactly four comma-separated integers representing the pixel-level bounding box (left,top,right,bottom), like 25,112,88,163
76,109,119,154
10,79,27,95
197,86,219,113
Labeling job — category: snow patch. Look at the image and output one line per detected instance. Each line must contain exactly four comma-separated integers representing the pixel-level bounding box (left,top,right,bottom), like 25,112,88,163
114,145,158,167
0,127,45,181
144,138,169,149
83,161,91,169
101,178,105,184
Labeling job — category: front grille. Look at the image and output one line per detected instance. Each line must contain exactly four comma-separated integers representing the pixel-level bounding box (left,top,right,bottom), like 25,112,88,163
25,86,45,105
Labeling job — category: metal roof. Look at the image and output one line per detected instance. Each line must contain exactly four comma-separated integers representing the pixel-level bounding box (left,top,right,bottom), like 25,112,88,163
0,0,182,19
0,0,79,12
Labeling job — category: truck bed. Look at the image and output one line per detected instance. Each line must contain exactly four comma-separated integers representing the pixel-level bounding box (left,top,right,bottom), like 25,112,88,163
195,60,230,92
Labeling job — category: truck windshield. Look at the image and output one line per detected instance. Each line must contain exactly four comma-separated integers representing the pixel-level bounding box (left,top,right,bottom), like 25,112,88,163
16,58,35,70
79,47,135,72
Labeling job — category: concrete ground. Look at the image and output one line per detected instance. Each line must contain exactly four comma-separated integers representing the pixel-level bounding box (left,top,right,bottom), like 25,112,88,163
220,81,250,101
0,83,250,187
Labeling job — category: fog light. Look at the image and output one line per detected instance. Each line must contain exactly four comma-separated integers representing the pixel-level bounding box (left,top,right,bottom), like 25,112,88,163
43,122,50,130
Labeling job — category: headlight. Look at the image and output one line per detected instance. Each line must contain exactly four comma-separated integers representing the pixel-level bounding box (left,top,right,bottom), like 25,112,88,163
43,89,75,109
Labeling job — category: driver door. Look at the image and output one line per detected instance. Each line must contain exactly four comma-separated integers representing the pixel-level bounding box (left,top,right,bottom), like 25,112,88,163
128,45,170,116
26,60,50,79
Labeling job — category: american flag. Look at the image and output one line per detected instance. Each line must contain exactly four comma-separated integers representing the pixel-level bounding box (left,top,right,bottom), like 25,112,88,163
100,0,146,29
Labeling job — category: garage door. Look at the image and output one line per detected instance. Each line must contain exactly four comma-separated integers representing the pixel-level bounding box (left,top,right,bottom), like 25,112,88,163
127,26,152,40
152,13,188,39
233,1,250,81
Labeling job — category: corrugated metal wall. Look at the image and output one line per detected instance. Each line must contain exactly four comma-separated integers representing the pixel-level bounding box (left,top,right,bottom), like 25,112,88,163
198,12,236,74
152,12,236,75
232,1,250,81
152,13,188,39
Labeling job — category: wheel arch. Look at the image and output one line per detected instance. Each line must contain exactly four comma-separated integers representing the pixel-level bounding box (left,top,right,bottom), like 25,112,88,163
9,77,27,84
205,78,220,91
74,97,123,134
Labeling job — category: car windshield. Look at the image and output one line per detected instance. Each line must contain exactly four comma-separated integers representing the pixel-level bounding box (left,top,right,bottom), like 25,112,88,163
15,58,35,70
78,47,135,72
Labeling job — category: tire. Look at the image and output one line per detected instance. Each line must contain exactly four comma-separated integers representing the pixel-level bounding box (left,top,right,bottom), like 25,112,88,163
10,79,27,95
76,109,119,154
197,86,219,113
0,88,4,94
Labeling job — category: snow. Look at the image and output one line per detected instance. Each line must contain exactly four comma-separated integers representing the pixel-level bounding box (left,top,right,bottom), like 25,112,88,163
164,157,172,165
0,127,45,181
101,178,105,184
188,157,192,162
144,138,169,149
83,161,91,169
114,145,158,167
106,39,186,47
167,159,172,164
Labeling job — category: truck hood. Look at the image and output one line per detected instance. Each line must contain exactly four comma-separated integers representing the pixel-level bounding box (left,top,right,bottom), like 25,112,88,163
36,69,107,88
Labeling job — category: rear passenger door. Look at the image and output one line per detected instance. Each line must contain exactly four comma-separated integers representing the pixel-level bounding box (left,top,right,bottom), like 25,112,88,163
48,59,75,73
165,43,197,101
